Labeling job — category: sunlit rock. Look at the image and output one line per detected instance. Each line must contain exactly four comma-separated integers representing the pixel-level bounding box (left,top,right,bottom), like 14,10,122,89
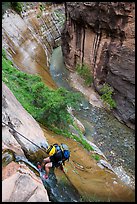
2,82,48,158
2,161,50,202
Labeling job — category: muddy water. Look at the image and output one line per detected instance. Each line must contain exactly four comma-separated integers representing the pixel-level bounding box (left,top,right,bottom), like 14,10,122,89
2,4,135,202
41,126,135,202
49,46,135,189
15,154,81,202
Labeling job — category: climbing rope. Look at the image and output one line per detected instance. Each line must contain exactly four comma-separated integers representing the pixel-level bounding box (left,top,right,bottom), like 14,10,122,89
2,121,48,153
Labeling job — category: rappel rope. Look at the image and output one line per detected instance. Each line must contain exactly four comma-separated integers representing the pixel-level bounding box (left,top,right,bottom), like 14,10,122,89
2,121,48,154
2,121,84,183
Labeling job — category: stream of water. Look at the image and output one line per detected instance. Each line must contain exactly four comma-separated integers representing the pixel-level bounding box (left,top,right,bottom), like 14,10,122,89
2,4,135,201
49,46,135,189
15,155,81,202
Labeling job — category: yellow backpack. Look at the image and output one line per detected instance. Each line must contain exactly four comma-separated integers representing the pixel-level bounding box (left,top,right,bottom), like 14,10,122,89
46,143,61,156
46,143,70,161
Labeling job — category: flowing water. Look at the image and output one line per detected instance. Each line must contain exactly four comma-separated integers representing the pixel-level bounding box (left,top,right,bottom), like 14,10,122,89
2,4,135,201
49,46,135,189
15,155,81,202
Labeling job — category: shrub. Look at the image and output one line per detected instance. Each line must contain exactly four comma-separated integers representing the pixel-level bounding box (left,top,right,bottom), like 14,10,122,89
37,14,41,18
92,154,100,161
11,2,22,14
31,85,81,128
2,49,7,59
76,63,93,86
2,53,81,129
39,4,44,11
2,50,95,153
100,83,116,109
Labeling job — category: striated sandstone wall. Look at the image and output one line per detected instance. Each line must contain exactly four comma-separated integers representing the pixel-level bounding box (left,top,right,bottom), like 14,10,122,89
2,2,65,66
61,2,135,129
2,82,50,202
2,82,48,161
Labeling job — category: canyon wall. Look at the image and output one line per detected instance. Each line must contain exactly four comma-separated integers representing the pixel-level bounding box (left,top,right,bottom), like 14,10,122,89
2,82,50,202
61,2,135,129
2,2,65,66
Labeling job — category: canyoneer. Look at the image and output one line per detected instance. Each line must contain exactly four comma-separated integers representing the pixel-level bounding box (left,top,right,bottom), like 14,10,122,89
37,143,70,179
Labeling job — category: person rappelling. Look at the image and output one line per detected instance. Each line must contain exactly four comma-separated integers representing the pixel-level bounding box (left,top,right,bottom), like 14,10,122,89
37,143,70,179
2,121,70,180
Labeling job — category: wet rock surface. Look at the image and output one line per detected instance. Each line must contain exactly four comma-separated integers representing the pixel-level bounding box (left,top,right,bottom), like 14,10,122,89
49,46,135,191
2,2,135,202
41,126,135,202
61,2,135,129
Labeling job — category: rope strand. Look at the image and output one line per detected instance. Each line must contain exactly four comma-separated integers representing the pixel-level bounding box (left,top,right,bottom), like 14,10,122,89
2,121,48,153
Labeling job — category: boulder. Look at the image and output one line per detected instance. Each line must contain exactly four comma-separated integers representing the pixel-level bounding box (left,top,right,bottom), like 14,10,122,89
2,161,50,202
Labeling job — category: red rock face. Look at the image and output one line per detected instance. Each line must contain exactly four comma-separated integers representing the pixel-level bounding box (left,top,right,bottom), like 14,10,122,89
61,2,135,129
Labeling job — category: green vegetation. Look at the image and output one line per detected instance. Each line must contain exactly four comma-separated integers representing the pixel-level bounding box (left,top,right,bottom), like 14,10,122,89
2,49,7,59
39,4,44,11
11,2,22,14
54,9,65,26
91,154,100,161
72,123,94,151
100,83,116,109
37,14,41,18
51,127,94,151
2,55,80,129
54,9,65,20
76,63,93,86
37,4,45,18
2,48,95,153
